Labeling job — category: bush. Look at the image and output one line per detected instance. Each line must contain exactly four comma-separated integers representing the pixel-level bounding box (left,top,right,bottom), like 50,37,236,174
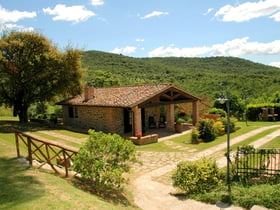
207,108,226,117
73,130,138,191
172,157,220,194
213,121,225,136
191,126,199,144
220,117,237,133
198,119,216,142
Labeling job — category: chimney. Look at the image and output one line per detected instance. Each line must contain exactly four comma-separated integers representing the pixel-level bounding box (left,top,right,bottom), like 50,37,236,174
84,86,94,101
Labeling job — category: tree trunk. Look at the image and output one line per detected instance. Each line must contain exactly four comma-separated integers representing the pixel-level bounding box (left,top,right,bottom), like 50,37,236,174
13,101,29,123
18,105,28,123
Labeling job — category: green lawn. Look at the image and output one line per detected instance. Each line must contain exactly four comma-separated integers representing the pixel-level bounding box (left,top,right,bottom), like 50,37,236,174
0,120,137,210
262,136,280,148
137,121,280,152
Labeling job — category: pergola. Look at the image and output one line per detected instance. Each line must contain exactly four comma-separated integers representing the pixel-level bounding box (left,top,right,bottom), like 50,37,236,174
131,85,200,135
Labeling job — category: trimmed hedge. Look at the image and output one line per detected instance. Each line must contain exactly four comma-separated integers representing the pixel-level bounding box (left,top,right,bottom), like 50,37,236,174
246,103,280,121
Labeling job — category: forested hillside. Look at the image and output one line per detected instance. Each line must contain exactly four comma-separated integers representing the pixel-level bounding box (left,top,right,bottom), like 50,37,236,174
81,50,280,101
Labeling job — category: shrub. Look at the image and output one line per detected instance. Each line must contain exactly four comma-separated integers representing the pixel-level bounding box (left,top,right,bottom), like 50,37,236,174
213,121,225,136
172,157,220,194
73,130,138,191
191,126,199,144
198,119,216,142
220,117,237,133
207,108,226,117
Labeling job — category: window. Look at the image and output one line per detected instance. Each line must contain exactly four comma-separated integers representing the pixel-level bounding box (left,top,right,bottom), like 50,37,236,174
68,106,78,118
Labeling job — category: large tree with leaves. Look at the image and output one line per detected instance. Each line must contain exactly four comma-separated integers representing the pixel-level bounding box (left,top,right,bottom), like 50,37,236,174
0,31,84,122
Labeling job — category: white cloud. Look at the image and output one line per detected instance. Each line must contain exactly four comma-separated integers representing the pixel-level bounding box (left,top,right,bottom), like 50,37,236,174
269,62,280,67
148,37,280,57
215,0,280,22
204,8,214,16
0,6,36,23
43,4,95,23
1,23,34,32
141,11,169,19
136,38,144,42
111,46,137,54
90,0,104,6
270,11,280,21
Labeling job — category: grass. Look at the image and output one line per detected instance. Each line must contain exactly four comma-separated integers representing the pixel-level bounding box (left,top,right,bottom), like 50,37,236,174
1,118,280,209
137,121,280,152
226,127,280,152
185,183,280,209
262,135,280,148
0,120,138,210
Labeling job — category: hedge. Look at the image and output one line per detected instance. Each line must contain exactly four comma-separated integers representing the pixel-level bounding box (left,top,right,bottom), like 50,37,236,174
246,103,280,121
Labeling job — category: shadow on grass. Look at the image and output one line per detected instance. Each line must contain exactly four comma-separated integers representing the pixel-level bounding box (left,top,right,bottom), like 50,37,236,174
0,120,63,134
0,157,45,209
71,178,135,207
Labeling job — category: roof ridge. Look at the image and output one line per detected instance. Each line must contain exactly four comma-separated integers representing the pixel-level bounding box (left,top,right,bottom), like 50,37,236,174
91,83,173,89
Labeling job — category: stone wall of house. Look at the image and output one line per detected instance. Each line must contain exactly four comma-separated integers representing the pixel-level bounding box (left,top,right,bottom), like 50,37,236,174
144,106,161,128
62,105,124,134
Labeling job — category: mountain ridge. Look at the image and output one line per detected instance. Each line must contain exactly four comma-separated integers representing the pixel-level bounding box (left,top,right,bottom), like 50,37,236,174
81,50,280,100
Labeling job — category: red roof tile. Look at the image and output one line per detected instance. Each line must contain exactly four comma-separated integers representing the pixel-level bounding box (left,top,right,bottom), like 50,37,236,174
58,83,199,108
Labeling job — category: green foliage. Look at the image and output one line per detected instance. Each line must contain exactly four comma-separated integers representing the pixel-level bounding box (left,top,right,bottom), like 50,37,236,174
189,184,280,210
271,91,280,103
213,121,225,136
232,184,280,209
219,117,237,133
172,157,220,194
214,94,245,118
0,31,84,122
73,130,138,191
198,119,216,142
82,50,280,102
207,108,226,117
247,103,280,121
191,126,199,144
88,70,120,87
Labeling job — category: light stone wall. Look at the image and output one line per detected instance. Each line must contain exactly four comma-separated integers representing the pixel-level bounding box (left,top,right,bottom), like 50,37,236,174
144,106,161,128
62,105,124,134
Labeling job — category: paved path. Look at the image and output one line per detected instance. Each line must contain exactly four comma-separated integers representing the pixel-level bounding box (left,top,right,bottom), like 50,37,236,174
132,125,280,210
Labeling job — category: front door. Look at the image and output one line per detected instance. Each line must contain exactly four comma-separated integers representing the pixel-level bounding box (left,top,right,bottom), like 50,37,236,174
141,108,146,134
124,109,132,133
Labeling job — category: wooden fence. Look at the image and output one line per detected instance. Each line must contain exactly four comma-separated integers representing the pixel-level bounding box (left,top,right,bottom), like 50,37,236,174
235,146,280,180
12,128,79,177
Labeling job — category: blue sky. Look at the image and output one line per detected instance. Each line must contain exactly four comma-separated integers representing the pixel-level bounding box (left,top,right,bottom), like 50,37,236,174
1,0,280,67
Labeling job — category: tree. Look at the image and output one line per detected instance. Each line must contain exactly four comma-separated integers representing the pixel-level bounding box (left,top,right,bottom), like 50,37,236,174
73,130,138,190
0,31,84,122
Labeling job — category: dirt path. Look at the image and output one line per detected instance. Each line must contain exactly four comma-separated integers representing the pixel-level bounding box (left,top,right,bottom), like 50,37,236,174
132,125,280,210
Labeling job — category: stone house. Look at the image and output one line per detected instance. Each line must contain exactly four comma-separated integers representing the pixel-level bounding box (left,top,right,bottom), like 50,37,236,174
57,83,200,137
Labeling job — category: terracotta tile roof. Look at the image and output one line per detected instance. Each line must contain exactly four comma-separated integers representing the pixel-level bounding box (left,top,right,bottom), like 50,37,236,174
58,83,199,108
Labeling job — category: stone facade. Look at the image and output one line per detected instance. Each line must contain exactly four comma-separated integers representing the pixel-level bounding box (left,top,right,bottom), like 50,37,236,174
144,106,161,128
62,105,124,134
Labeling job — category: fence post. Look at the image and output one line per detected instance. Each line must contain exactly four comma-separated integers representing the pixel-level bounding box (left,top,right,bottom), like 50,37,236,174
63,149,69,177
27,137,33,166
15,132,20,158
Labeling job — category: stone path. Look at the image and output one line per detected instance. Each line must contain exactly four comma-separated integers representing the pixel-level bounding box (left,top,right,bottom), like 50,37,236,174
132,125,280,210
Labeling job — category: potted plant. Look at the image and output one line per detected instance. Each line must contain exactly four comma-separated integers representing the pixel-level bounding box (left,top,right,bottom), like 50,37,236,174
175,118,185,133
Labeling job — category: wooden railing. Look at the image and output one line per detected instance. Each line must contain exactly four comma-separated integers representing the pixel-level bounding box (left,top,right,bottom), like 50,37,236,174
12,128,79,177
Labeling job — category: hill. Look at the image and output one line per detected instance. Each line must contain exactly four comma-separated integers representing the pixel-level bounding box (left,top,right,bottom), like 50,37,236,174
81,50,280,100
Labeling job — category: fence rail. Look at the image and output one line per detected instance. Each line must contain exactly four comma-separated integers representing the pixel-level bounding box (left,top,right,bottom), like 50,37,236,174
12,128,79,177
235,147,280,179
